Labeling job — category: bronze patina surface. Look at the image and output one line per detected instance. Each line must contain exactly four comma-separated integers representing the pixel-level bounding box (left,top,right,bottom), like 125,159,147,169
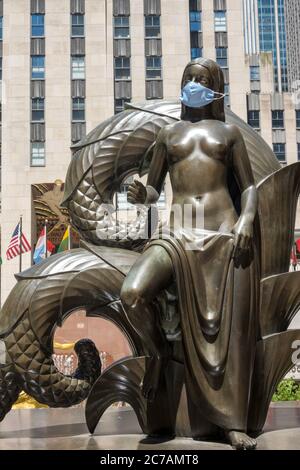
0,58,299,450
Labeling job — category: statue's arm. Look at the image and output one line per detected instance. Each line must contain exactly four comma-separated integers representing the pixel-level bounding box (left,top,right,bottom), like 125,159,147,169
127,128,168,205
231,126,258,252
145,130,168,204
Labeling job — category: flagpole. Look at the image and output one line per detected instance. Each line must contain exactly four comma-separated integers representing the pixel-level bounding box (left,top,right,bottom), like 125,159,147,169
19,215,23,272
45,219,48,258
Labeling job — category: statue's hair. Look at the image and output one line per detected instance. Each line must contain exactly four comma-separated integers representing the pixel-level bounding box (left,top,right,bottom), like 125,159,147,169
180,57,225,122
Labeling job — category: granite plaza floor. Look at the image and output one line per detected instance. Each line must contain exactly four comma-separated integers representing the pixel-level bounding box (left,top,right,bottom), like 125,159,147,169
0,402,299,450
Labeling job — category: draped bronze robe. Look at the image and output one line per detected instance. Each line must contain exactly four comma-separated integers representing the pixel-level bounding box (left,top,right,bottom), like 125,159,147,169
148,228,257,431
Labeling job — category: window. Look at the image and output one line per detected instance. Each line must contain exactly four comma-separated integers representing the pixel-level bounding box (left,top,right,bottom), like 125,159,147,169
157,187,166,209
216,48,228,68
72,98,85,121
71,14,84,37
250,66,260,81
114,16,130,38
116,175,134,210
31,14,44,37
191,47,202,60
272,110,284,128
189,0,201,10
116,189,130,210
146,57,162,79
145,15,160,38
114,57,131,80
31,56,45,79
273,143,286,162
31,142,45,166
214,11,226,32
224,83,230,107
190,11,201,32
115,98,130,114
248,110,260,129
0,16,3,40
32,98,44,122
72,56,85,79
298,143,300,161
282,80,288,93
296,110,300,128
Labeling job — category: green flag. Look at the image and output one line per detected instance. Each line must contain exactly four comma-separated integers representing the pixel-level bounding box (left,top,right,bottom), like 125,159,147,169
57,226,70,253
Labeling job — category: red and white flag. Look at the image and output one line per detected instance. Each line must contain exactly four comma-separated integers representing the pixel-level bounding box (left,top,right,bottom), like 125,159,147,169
33,227,55,264
6,222,31,260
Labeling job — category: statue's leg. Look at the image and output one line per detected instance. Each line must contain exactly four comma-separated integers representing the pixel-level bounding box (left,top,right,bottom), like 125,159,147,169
121,245,174,401
224,262,257,450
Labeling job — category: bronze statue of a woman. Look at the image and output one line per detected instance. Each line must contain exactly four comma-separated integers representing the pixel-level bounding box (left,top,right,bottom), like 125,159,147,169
121,58,258,449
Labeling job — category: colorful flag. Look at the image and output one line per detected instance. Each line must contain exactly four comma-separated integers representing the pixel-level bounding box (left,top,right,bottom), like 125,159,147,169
6,222,31,260
296,238,300,253
47,239,55,255
33,227,55,264
57,226,70,253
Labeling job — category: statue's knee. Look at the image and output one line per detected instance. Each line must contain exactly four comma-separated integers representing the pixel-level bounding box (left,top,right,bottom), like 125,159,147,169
120,284,144,310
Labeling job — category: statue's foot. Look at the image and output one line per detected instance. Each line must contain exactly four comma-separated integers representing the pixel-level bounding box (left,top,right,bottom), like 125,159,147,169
226,431,257,450
141,357,162,402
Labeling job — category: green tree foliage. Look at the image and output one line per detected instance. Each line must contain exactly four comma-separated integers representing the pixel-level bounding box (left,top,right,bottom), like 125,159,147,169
272,378,300,401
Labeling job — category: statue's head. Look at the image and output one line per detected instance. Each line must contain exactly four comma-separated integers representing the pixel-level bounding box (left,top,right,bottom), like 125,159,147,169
180,57,225,122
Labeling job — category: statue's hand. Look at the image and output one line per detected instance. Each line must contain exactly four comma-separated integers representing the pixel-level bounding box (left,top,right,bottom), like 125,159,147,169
127,180,147,205
232,217,253,258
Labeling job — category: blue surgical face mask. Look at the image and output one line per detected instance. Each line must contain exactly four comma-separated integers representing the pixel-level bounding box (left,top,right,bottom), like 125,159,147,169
180,81,224,109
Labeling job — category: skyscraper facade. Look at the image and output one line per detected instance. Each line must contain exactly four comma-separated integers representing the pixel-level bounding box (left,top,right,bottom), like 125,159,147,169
284,0,300,92
0,0,299,304
257,0,288,92
243,0,260,56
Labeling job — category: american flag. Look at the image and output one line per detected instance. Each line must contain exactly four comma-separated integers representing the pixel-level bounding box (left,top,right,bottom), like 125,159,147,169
6,222,31,260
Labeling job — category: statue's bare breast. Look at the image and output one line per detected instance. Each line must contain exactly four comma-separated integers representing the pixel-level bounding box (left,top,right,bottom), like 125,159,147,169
164,120,238,231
